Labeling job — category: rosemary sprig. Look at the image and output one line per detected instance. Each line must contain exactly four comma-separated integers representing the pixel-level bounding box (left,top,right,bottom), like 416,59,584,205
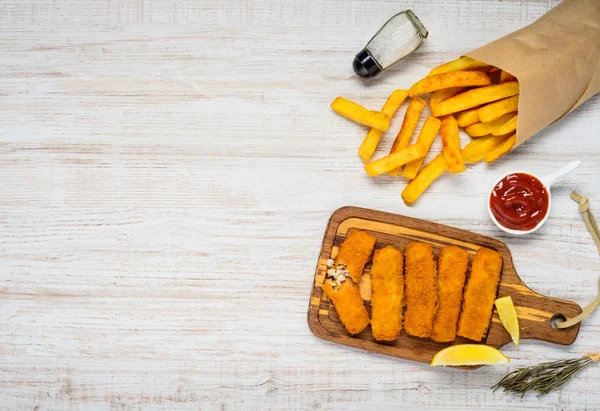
492,353,599,397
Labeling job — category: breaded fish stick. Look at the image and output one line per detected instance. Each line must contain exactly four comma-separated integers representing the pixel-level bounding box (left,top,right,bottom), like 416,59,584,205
335,230,377,283
431,246,469,342
370,246,404,341
457,248,503,341
322,280,370,335
322,229,375,335
404,242,438,338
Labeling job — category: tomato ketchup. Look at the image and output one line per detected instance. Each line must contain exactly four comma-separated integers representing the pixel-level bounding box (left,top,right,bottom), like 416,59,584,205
490,173,549,231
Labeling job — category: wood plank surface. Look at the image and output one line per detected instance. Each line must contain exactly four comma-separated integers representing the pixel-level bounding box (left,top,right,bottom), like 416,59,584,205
1,0,599,410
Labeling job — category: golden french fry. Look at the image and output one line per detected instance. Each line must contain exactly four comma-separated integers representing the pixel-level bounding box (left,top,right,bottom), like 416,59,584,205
427,56,488,77
359,129,384,163
365,144,426,177
499,70,517,83
488,69,501,85
485,134,517,163
409,71,491,97
430,87,464,112
465,113,516,137
488,67,501,73
456,107,481,128
358,90,409,163
440,115,466,173
477,94,519,123
402,154,447,205
431,82,520,117
462,134,508,163
388,96,426,176
331,97,390,131
401,117,441,180
390,97,426,152
380,90,409,118
492,114,518,136
466,66,492,74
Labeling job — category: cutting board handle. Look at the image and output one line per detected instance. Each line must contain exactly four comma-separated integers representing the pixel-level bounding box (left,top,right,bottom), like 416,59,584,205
487,263,582,347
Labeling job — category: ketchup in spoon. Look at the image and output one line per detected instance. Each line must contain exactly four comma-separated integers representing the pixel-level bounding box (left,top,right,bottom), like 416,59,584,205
490,173,549,231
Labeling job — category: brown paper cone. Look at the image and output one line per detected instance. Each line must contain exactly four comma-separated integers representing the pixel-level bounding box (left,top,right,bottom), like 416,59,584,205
465,0,600,147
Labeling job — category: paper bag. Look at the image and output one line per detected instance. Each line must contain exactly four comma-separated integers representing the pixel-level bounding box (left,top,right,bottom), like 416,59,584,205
465,0,600,147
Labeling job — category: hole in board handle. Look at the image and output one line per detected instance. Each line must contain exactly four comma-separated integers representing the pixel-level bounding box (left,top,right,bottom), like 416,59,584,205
550,313,567,329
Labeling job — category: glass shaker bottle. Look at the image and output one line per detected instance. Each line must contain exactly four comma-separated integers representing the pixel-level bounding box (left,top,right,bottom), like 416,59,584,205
354,10,428,78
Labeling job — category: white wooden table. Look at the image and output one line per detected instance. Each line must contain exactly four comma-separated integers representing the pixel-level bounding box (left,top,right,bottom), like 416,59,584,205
1,0,599,409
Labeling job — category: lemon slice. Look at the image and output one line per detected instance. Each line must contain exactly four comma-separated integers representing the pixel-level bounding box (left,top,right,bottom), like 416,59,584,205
495,296,520,346
431,344,509,366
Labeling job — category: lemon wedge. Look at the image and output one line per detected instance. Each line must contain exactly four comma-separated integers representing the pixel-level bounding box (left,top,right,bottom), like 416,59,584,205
431,344,509,366
495,295,520,346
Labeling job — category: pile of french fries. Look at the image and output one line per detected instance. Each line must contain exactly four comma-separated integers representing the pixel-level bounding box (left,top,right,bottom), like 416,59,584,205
331,56,520,205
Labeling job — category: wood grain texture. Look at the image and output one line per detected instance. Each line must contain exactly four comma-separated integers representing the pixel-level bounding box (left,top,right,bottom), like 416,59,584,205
0,0,599,410
308,207,582,367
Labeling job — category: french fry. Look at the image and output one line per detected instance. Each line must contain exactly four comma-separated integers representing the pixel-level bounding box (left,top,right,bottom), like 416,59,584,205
488,67,501,73
388,96,426,175
467,66,492,74
465,113,516,137
381,90,409,117
485,134,517,163
358,90,409,163
488,69,502,84
462,134,508,163
365,144,426,177
477,94,519,123
409,71,491,97
401,117,442,180
431,82,520,117
331,97,390,131
492,114,518,136
427,56,488,77
390,97,426,152
430,87,464,112
359,129,384,164
499,70,517,83
440,115,466,173
456,107,481,128
402,154,447,205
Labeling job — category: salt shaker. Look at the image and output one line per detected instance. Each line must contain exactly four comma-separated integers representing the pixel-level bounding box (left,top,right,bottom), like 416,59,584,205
353,10,428,78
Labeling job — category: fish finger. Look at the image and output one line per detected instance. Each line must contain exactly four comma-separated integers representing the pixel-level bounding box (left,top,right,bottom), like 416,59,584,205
335,230,377,283
371,246,404,341
323,279,369,335
404,242,438,338
431,246,469,342
457,247,503,341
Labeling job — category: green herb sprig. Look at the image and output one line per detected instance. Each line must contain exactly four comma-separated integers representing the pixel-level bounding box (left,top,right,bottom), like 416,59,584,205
493,353,599,397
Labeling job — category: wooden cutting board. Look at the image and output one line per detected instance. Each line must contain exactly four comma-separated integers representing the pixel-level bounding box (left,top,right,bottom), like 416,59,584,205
307,207,582,367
